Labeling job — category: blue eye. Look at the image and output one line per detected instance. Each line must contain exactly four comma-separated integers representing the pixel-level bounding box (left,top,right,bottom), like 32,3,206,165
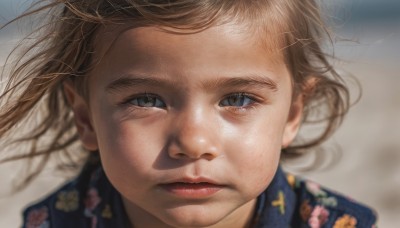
129,94,166,108
220,93,255,107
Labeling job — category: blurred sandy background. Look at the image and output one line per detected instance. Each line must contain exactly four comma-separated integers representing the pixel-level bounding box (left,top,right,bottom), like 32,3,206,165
1,0,399,227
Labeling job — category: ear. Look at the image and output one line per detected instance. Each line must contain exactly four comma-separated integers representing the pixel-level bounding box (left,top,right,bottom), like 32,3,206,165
281,93,304,148
63,80,99,151
282,77,317,148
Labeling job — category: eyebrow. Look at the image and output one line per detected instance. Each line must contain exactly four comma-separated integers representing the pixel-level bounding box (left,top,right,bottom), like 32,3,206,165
202,75,278,92
105,74,278,93
106,76,172,93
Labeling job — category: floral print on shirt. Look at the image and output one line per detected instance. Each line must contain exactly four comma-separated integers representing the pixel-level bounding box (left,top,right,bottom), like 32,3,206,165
287,174,377,228
333,214,357,228
84,187,102,228
308,205,330,228
25,206,49,228
55,190,79,212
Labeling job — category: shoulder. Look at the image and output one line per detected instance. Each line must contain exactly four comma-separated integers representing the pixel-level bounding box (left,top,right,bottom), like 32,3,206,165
22,155,127,228
22,179,83,228
286,173,378,228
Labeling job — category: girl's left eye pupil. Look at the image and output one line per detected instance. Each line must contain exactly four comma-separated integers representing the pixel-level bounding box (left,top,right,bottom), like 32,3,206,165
228,95,245,106
220,94,252,107
139,97,154,106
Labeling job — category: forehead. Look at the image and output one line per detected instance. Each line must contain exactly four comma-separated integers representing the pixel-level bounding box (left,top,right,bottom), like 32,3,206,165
92,20,287,65
92,23,287,78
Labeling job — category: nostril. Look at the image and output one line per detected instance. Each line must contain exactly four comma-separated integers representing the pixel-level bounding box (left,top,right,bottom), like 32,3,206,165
203,152,217,161
176,153,186,158
169,151,189,160
170,150,216,160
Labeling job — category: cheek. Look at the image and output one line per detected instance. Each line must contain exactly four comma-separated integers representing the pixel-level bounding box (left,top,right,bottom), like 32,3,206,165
234,138,280,180
224,121,283,193
92,112,165,185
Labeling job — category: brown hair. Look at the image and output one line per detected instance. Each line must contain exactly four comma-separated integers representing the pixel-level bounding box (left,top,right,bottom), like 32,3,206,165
0,0,349,188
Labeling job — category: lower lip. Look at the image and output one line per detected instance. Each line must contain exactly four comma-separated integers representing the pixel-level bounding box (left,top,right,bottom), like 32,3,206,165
160,183,223,198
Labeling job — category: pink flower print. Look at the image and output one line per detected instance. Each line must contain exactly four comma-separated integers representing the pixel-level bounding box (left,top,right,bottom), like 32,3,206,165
306,181,327,197
84,188,102,228
84,188,101,211
308,205,329,228
306,181,320,193
26,206,49,228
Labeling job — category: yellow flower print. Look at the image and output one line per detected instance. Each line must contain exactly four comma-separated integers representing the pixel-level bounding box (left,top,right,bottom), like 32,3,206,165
286,174,296,189
333,214,357,228
55,190,79,212
272,191,285,215
102,204,113,219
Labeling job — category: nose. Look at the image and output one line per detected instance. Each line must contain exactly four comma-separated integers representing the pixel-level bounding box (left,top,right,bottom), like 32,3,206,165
167,108,220,161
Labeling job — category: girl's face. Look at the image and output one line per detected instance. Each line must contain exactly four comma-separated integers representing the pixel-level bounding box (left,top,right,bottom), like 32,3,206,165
67,22,303,227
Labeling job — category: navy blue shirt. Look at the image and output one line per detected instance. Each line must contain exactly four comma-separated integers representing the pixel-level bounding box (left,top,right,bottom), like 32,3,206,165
23,154,377,227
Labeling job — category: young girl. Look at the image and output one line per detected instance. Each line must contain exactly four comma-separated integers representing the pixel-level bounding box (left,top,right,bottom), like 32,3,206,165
0,0,377,227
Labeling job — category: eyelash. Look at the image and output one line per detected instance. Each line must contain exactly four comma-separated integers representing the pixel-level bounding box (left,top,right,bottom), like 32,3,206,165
122,93,166,108
121,92,261,112
219,92,260,112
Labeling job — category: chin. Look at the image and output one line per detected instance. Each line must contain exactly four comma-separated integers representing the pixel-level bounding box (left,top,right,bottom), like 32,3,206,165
162,217,221,228
160,206,226,228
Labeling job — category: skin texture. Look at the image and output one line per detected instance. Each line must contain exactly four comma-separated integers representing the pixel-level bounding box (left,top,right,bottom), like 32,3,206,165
64,22,304,228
